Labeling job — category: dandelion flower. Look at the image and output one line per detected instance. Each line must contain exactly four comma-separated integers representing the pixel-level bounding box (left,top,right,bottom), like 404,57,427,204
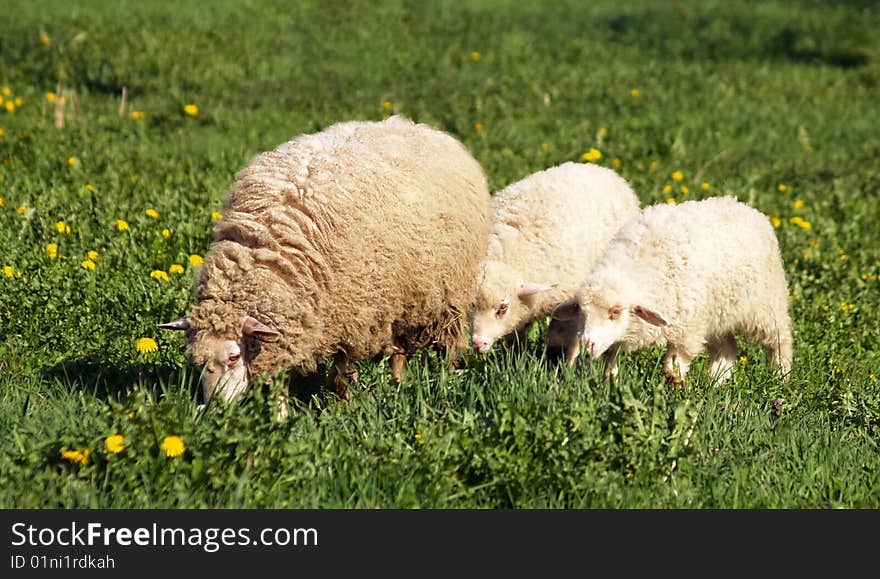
666,197,676,204
189,254,204,267
145,208,159,218
581,148,602,163
650,161,658,170
2,87,10,97
415,432,426,444
770,216,781,228
81,259,96,271
382,101,393,110
778,184,789,192
68,156,77,166
135,337,158,354
630,88,640,98
211,211,223,220
3,266,13,278
46,243,58,258
86,183,95,192
469,51,481,61
611,158,621,169
169,264,185,274
105,434,125,454
60,448,90,465
161,228,172,238
701,182,710,191
739,356,747,364
680,186,690,195
183,104,199,116
671,170,683,182
597,127,608,137
161,435,185,458
789,216,811,230
17,205,28,214
88,250,99,261
0,128,4,137
540,143,549,152
55,220,71,234
14,97,22,107
115,219,130,231
474,123,485,133
150,270,170,282
793,199,804,209
662,184,673,194
5,101,15,113
40,34,51,46
130,110,145,120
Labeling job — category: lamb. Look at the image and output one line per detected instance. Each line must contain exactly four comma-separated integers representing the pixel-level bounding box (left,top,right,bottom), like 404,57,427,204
469,162,641,363
160,115,492,413
551,196,793,384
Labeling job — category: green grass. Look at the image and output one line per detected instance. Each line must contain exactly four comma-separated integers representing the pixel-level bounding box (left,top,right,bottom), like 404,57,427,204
1,0,879,508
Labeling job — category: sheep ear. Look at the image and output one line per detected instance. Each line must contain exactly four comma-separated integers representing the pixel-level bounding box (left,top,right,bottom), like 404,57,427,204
632,305,668,327
517,282,554,299
242,316,280,340
551,299,580,322
158,317,190,331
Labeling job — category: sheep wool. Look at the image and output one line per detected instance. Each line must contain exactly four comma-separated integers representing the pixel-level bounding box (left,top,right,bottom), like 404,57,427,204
552,196,793,384
470,162,640,358
162,115,491,407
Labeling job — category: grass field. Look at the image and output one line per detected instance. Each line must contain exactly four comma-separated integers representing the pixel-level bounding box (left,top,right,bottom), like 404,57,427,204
1,0,879,508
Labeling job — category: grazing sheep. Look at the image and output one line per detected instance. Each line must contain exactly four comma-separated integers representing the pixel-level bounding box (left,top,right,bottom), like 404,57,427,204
469,162,640,362
160,115,491,413
552,196,793,384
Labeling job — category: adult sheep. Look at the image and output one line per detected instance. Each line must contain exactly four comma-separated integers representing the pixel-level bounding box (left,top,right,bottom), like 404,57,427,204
469,161,641,363
552,196,793,385
160,115,491,414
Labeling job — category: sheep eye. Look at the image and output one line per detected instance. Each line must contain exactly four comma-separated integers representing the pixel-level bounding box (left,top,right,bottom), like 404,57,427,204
609,306,623,320
227,353,241,366
496,302,509,318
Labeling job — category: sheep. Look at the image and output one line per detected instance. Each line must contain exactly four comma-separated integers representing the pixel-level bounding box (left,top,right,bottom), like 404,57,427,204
469,161,641,363
551,196,793,385
160,115,492,414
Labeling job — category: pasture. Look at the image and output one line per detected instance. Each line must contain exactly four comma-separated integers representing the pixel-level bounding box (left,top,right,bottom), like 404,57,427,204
1,0,879,508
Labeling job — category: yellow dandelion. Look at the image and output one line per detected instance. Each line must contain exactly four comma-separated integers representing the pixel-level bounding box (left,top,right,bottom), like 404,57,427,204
2,87,11,97
45,91,57,102
150,270,170,282
793,199,804,209
130,110,145,120
131,174,138,183
68,156,77,166
666,197,676,204
115,219,130,231
40,34,51,46
0,128,4,137
671,170,683,182
183,104,199,116
161,435,185,458
778,184,788,192
3,266,13,278
650,161,658,170
611,158,621,169
630,88,640,98
55,221,67,234
5,101,15,113
739,356,747,363
14,97,22,107
701,182,710,191
789,216,811,230
17,205,27,214
581,148,602,163
540,143,549,152
770,216,781,228
415,432,426,444
85,183,95,192
0,96,3,106
382,101,393,110
60,448,90,465
145,208,159,218
598,127,608,137
0,196,3,206
469,51,481,61
88,250,99,260
169,263,185,274
189,254,204,267
46,243,58,258
211,211,223,220
104,434,125,454
135,337,159,354
474,122,485,133
161,228,172,238
680,185,690,195
80,259,96,271
662,184,673,194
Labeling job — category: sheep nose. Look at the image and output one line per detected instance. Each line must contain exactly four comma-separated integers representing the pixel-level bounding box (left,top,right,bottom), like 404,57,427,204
473,338,491,354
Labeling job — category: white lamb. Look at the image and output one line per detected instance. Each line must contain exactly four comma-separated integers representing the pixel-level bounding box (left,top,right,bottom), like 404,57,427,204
552,196,793,384
470,162,641,359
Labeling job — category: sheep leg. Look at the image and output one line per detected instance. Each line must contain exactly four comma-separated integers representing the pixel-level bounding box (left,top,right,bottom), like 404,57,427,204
328,352,358,401
708,332,738,385
760,315,794,382
390,342,408,382
602,346,620,381
663,347,693,387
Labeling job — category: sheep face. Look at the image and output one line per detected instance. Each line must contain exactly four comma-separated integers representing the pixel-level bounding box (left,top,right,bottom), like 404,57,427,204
471,260,553,354
552,289,667,359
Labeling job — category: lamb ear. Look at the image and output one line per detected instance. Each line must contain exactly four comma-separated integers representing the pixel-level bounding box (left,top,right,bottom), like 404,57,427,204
242,316,281,340
632,305,668,327
158,317,190,331
551,299,580,321
517,282,555,299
